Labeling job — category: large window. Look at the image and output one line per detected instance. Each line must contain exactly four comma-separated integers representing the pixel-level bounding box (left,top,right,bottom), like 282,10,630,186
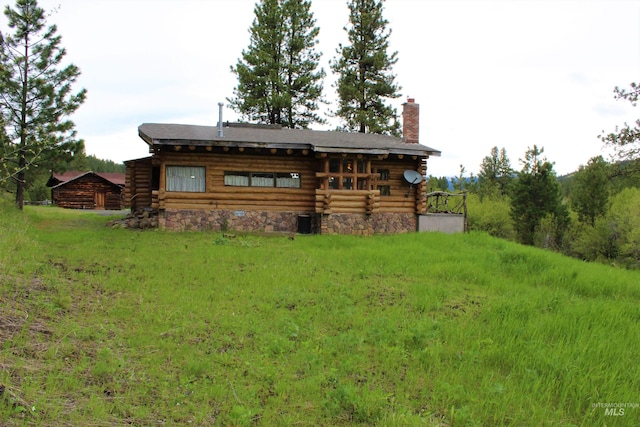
166,166,205,192
323,157,371,190
224,171,301,188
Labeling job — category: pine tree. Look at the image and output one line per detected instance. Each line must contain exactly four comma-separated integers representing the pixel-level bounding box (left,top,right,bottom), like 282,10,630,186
570,156,609,226
228,0,325,129
331,0,401,136
478,146,513,198
0,0,86,209
510,145,568,246
281,0,326,127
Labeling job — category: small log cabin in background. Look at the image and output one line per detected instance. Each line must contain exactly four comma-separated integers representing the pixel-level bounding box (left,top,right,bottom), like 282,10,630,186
125,99,441,234
47,171,126,210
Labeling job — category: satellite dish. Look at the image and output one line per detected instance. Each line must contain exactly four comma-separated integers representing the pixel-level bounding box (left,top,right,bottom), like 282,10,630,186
403,170,423,185
403,170,423,197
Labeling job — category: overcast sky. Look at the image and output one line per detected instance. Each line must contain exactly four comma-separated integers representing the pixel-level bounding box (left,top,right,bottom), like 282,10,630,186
10,0,640,177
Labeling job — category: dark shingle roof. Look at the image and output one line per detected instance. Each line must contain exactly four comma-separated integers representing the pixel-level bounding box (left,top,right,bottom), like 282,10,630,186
138,123,441,157
47,171,125,188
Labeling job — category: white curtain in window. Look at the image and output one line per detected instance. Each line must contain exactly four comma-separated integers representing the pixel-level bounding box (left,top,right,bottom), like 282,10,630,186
276,177,300,188
224,174,249,186
251,175,274,187
167,166,205,192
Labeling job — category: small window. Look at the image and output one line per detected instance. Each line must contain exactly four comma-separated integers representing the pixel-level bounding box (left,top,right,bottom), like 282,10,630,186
343,159,353,173
225,171,301,188
224,172,250,186
329,177,339,189
379,169,390,181
276,173,301,188
166,166,205,192
329,159,340,173
251,172,274,187
357,160,366,174
357,179,368,190
342,177,353,190
378,185,391,196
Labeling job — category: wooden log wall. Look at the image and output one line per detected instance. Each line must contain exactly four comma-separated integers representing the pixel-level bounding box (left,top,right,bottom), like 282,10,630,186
134,150,430,215
125,158,153,210
315,189,381,214
155,152,318,212
416,158,428,214
53,175,123,210
124,165,133,208
371,158,426,214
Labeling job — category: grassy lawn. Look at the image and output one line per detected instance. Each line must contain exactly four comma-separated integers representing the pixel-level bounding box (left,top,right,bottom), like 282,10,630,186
1,203,639,425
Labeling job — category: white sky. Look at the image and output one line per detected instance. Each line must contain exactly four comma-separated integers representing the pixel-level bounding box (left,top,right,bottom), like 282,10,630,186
16,0,640,177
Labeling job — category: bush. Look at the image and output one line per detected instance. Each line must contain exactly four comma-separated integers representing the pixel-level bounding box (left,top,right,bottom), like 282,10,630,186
607,188,640,268
26,182,50,202
567,188,640,269
466,193,515,240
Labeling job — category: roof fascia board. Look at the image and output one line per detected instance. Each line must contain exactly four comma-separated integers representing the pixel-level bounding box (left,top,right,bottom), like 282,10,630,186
152,140,311,150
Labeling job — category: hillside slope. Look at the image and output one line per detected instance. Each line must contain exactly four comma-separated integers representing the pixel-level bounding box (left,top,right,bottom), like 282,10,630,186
1,203,639,425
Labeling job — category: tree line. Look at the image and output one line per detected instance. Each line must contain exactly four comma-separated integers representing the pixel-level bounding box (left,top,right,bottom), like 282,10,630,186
1,0,403,209
435,83,640,269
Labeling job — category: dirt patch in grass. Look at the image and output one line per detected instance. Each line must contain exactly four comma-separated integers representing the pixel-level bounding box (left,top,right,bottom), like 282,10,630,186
0,272,114,422
1,276,55,333
1,277,58,420
440,294,484,319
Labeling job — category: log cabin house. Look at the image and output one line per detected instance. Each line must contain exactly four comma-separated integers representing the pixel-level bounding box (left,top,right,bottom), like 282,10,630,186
47,171,126,210
125,99,441,234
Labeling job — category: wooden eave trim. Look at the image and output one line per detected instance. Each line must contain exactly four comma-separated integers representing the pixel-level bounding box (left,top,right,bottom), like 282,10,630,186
313,147,389,155
312,146,433,157
138,131,154,146
144,138,439,158
150,140,311,151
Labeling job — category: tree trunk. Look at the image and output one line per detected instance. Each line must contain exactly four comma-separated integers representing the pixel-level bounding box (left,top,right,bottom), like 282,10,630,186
15,162,25,210
16,36,29,211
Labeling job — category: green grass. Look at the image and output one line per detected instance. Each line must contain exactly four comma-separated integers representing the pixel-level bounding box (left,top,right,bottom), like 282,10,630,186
2,202,640,425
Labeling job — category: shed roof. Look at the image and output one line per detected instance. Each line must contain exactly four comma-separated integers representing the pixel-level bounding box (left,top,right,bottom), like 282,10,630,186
48,171,125,188
138,123,441,157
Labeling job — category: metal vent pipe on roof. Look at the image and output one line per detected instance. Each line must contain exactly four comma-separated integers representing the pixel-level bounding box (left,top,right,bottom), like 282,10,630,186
217,102,224,137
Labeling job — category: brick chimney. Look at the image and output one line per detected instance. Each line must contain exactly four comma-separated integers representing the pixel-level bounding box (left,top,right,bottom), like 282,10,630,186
402,98,419,143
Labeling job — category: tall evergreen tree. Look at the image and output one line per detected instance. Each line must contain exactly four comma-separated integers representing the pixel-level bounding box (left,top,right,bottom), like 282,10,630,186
228,0,325,129
0,0,86,210
570,156,609,226
331,0,401,136
477,146,513,197
510,145,567,246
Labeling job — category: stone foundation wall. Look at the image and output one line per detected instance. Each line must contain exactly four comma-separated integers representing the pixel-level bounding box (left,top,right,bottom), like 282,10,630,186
320,213,417,235
159,209,312,233
158,209,416,235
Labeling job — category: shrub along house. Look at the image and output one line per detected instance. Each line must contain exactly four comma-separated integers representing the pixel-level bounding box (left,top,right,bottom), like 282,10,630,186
125,99,441,234
47,171,126,210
